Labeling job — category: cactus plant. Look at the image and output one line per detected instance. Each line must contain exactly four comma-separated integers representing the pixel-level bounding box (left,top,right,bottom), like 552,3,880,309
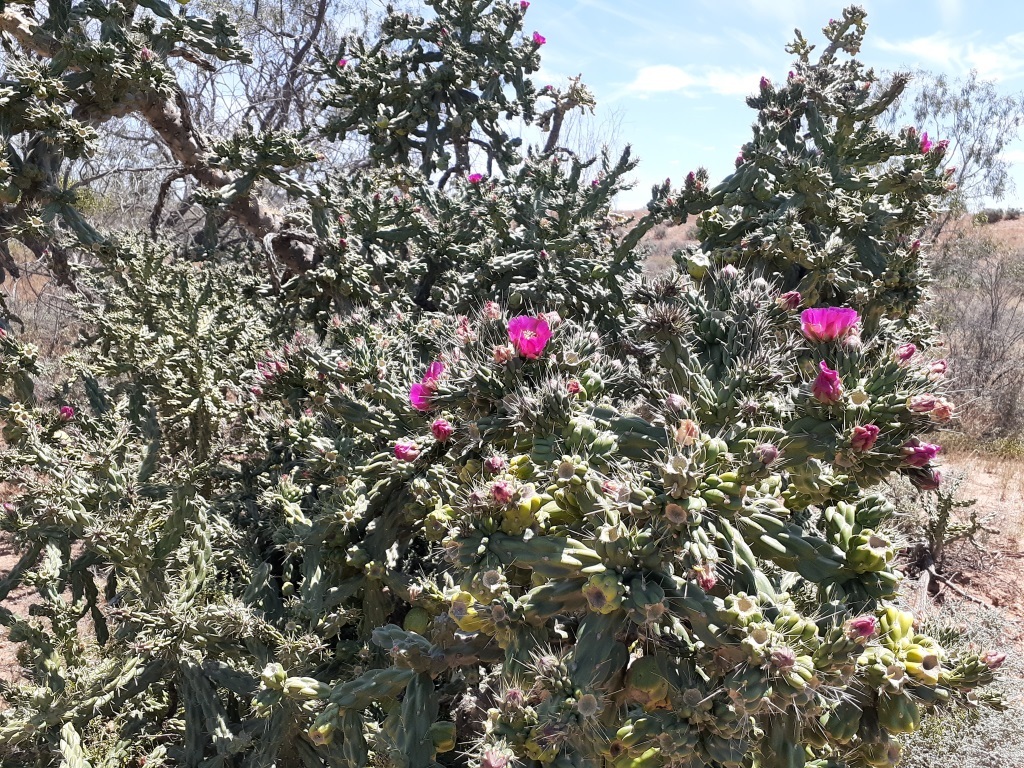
0,2,1004,767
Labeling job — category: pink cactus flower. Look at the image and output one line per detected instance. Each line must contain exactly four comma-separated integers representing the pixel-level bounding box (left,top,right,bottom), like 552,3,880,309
337,58,348,67
140,47,154,62
907,466,942,491
720,264,739,279
59,406,75,422
850,424,880,452
777,290,802,310
409,361,446,411
482,301,502,320
394,439,421,462
490,481,515,505
507,315,552,359
930,397,955,422
467,173,484,184
910,239,922,252
759,76,771,91
532,31,546,45
902,438,942,468
908,394,937,413
800,307,860,343
895,343,917,364
928,359,948,379
845,615,878,643
567,379,583,395
519,0,529,9
431,418,455,442
981,650,1007,670
812,361,843,404
920,131,933,153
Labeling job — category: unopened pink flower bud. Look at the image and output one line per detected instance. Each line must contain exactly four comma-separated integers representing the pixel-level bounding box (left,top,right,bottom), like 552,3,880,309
59,405,75,422
720,264,738,279
431,419,455,442
850,424,879,452
777,290,802,310
755,443,780,465
908,394,937,413
845,615,878,643
902,438,941,467
483,301,502,320
665,393,687,411
928,359,948,379
696,567,717,592
484,455,506,474
532,31,546,45
981,650,1006,670
567,379,582,395
920,131,933,153
930,397,955,422
812,361,843,404
394,439,420,462
490,481,515,505
140,46,154,62
907,466,942,491
895,343,917,363
493,344,515,364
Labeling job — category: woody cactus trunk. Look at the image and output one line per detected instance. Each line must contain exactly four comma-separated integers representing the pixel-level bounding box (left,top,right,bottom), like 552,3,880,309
0,3,1003,768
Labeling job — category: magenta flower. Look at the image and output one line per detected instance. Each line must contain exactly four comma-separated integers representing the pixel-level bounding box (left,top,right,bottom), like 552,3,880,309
484,455,507,474
409,361,446,411
850,424,880,452
759,76,771,91
507,315,552,359
532,31,546,45
59,405,75,422
394,438,421,462
777,290,802,310
907,466,942,491
800,307,860,343
467,173,484,184
337,58,348,67
920,131,933,153
519,0,529,9
431,418,455,442
902,438,942,467
566,379,583,395
812,361,843,404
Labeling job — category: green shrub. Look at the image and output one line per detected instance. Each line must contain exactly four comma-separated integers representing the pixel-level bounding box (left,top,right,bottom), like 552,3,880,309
0,4,1004,768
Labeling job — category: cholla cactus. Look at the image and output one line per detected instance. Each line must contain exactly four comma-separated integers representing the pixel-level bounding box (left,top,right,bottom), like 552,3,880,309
0,3,1001,768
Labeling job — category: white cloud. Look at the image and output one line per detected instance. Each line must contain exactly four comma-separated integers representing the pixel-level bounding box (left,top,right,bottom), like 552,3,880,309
875,32,1024,82
629,65,697,93
625,64,761,97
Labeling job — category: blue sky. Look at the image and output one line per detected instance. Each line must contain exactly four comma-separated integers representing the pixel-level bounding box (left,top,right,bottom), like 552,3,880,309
521,0,1024,209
